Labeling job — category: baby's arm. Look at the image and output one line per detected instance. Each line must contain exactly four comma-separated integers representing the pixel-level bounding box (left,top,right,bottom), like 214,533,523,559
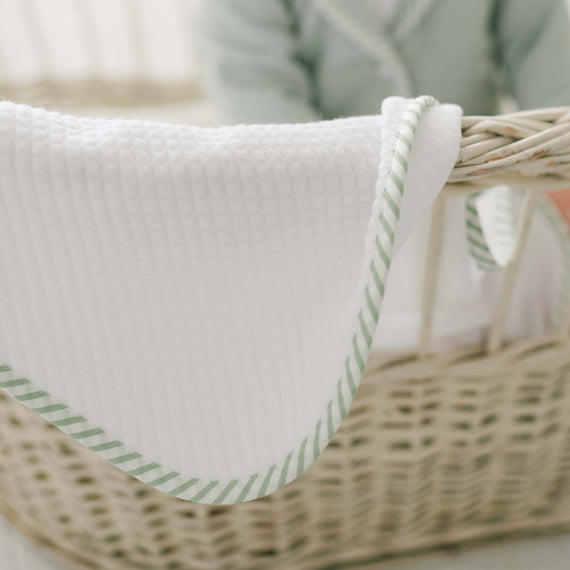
199,0,320,124
495,0,570,108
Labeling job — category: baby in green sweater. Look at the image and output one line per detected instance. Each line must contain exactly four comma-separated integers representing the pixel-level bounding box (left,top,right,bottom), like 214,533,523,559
199,0,570,124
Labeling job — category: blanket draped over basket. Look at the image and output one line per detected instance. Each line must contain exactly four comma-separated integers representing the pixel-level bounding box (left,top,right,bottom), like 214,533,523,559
0,96,463,503
0,98,570,570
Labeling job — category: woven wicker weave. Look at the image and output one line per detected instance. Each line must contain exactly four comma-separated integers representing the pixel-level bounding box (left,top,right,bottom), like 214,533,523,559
0,108,569,570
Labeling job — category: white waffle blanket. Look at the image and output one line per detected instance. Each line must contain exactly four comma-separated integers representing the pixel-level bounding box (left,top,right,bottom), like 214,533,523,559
0,97,567,504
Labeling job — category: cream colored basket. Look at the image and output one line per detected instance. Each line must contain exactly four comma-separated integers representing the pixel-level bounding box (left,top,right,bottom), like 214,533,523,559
0,107,569,570
2,3,570,568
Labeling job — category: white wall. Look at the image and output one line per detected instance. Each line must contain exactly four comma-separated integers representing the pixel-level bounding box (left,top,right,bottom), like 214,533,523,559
0,0,200,84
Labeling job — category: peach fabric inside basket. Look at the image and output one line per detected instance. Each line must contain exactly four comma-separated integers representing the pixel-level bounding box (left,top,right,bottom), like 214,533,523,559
549,189,570,226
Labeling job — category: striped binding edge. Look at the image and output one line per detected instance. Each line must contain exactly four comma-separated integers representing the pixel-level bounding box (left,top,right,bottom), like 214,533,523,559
466,187,517,272
0,97,568,504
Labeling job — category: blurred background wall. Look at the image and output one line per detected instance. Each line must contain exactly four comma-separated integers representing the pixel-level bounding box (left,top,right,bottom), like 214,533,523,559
0,0,568,124
0,0,199,87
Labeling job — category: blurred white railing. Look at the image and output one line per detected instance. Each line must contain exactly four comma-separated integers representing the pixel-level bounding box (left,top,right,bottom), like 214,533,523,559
0,0,201,107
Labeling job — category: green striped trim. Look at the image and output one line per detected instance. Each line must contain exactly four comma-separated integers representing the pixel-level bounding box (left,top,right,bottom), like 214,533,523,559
313,421,322,460
147,471,180,488
257,465,277,499
296,438,308,477
212,480,239,505
235,475,258,503
465,188,517,273
168,479,198,497
0,377,29,388
190,481,218,503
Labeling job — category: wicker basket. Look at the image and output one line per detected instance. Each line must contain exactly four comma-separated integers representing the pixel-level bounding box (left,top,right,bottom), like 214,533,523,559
0,107,569,570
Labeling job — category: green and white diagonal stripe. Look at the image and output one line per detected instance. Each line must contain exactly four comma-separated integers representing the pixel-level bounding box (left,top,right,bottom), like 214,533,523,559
466,187,517,272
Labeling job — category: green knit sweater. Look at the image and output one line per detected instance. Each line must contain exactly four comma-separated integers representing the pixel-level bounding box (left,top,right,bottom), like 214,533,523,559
199,0,570,123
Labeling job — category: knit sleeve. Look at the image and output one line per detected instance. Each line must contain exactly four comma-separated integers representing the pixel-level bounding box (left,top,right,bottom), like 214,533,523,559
198,0,320,124
494,0,570,108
